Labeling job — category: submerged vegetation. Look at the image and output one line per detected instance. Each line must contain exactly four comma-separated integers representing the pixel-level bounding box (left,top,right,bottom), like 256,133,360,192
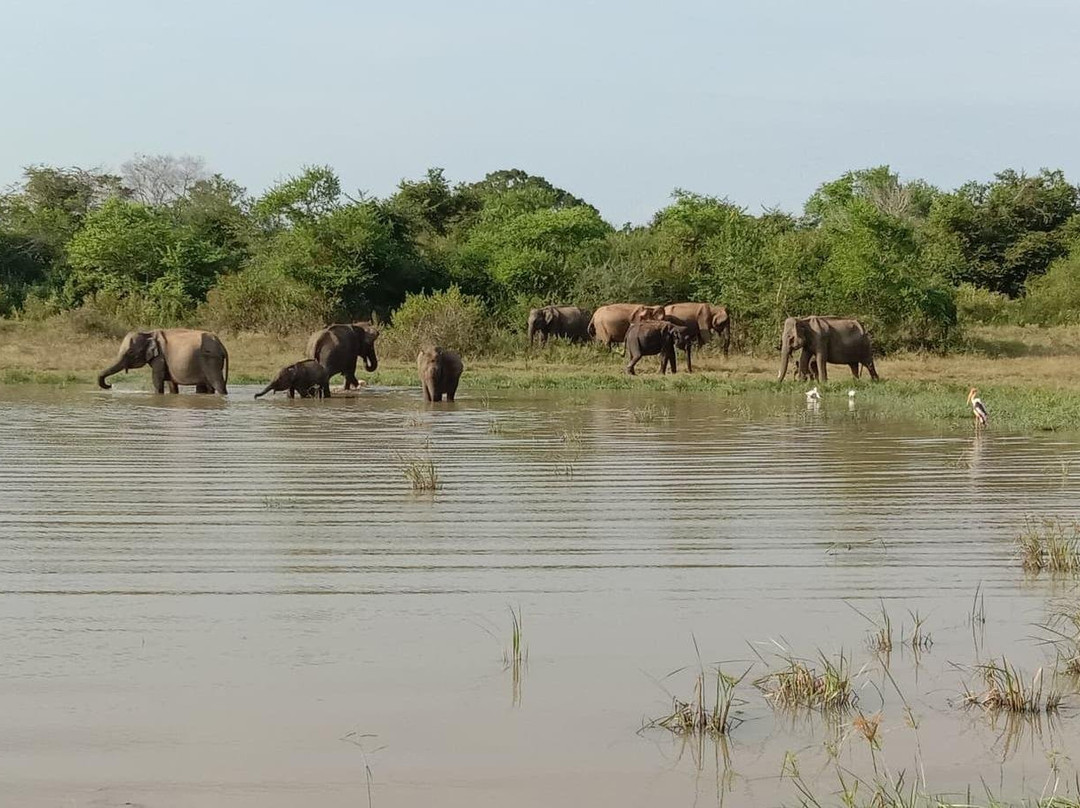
647,666,747,737
1017,517,1080,573
397,452,440,492
754,651,857,711
961,658,1062,714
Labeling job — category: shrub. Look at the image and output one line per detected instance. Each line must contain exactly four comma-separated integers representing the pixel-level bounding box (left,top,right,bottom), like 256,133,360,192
1019,245,1080,325
956,283,1016,325
59,291,160,338
198,265,333,335
382,286,488,358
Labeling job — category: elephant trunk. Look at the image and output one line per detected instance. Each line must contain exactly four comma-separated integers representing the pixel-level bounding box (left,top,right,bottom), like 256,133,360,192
778,343,792,381
97,358,126,390
363,354,378,372
527,320,538,344
254,383,275,399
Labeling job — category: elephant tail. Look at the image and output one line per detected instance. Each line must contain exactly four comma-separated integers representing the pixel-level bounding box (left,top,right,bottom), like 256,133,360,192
223,348,230,385
587,319,597,339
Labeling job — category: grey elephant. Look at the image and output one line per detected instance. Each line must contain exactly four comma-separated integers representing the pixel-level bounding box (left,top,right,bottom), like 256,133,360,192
662,302,732,354
254,359,331,399
624,321,693,375
307,323,379,390
527,305,591,345
777,316,879,382
98,329,229,393
417,346,463,402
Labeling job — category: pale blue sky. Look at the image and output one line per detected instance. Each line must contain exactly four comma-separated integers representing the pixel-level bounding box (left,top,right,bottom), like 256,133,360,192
3,0,1078,224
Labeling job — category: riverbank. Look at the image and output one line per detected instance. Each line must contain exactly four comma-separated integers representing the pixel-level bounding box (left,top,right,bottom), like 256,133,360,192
2,319,1080,433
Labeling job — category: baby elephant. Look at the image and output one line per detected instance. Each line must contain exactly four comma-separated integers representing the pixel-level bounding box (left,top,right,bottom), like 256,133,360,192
417,346,463,402
254,359,331,399
624,321,694,375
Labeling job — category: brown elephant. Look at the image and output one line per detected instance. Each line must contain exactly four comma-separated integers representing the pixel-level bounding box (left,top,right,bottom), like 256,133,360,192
777,316,879,382
254,359,331,399
417,347,464,402
98,329,229,393
624,321,694,375
307,323,379,390
527,305,591,345
662,302,731,354
587,304,666,347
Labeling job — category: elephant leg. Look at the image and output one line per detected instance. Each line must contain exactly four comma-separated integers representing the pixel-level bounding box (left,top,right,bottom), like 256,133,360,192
287,388,296,399
446,377,460,402
816,351,828,383
625,352,640,375
685,347,692,373
322,382,331,398
849,363,860,378
866,360,880,381
344,356,360,390
195,383,211,394
150,362,168,394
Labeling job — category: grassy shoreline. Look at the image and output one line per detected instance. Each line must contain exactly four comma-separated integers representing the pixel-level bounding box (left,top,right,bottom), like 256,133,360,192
3,320,1080,434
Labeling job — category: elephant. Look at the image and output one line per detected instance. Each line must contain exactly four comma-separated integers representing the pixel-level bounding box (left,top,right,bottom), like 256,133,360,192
527,305,591,345
587,304,666,347
777,316,879,383
307,323,379,390
254,359,331,399
624,321,694,375
417,346,464,402
662,302,731,354
98,329,229,394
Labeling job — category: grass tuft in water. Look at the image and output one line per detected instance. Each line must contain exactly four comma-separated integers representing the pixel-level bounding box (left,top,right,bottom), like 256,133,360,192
502,605,527,668
647,666,747,736
1016,517,1080,573
397,453,440,492
961,657,1062,714
629,403,669,423
755,651,856,711
902,611,933,652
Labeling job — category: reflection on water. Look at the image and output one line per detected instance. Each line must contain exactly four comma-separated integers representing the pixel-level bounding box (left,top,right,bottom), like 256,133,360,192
1,383,1079,807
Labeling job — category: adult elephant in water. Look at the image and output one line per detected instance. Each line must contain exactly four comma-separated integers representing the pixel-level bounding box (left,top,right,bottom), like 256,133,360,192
527,305,591,345
98,329,229,393
777,316,879,382
662,302,731,354
587,303,665,347
307,323,379,390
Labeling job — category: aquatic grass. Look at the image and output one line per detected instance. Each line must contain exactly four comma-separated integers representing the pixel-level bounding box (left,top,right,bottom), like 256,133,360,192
396,452,440,492
755,650,857,711
486,416,503,435
629,403,670,423
902,611,933,653
1041,600,1080,677
647,666,748,737
502,605,527,668
1016,517,1080,573
961,657,1062,714
850,601,893,654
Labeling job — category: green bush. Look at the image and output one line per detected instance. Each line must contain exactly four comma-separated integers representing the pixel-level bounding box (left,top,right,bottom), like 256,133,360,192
198,266,332,335
382,286,488,359
956,283,1016,325
59,291,160,338
1019,245,1080,325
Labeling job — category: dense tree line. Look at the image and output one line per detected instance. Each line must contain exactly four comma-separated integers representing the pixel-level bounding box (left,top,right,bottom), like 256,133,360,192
2,156,1078,350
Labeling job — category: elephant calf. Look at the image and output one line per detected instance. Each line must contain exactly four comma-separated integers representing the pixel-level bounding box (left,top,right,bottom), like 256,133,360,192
417,347,463,402
624,321,693,375
255,359,331,399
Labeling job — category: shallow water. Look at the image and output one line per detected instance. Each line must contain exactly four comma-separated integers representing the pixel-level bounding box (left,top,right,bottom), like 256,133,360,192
1,382,1079,807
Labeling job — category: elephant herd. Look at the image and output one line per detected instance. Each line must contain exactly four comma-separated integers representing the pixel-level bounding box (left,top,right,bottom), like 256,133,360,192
95,305,878,399
528,302,879,381
97,323,465,402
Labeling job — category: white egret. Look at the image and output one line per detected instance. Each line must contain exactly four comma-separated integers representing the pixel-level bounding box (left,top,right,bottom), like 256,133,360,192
806,387,821,402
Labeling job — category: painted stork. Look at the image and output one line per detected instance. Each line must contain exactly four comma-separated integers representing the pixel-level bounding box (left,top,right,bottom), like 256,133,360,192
806,387,821,403
967,388,988,428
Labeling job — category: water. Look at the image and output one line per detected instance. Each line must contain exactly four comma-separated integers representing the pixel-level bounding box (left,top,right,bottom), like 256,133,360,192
1,383,1078,807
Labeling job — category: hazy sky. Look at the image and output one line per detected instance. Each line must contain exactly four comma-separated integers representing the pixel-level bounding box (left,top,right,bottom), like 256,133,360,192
3,0,1078,224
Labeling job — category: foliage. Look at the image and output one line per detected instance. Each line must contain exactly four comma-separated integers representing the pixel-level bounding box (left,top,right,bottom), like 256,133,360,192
4,156,1080,350
198,264,332,335
382,286,488,358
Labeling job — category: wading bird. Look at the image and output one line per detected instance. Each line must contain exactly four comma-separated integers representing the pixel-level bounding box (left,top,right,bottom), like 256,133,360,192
806,387,821,403
848,389,856,400
967,388,988,429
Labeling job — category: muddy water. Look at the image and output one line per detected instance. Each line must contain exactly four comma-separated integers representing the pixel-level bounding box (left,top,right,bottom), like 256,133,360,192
1,382,1079,807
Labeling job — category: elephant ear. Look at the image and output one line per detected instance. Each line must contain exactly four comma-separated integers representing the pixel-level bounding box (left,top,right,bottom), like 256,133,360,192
144,334,162,362
794,319,811,345
543,308,556,325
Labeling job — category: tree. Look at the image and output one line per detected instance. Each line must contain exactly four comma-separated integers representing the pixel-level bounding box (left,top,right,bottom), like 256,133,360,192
121,154,208,206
